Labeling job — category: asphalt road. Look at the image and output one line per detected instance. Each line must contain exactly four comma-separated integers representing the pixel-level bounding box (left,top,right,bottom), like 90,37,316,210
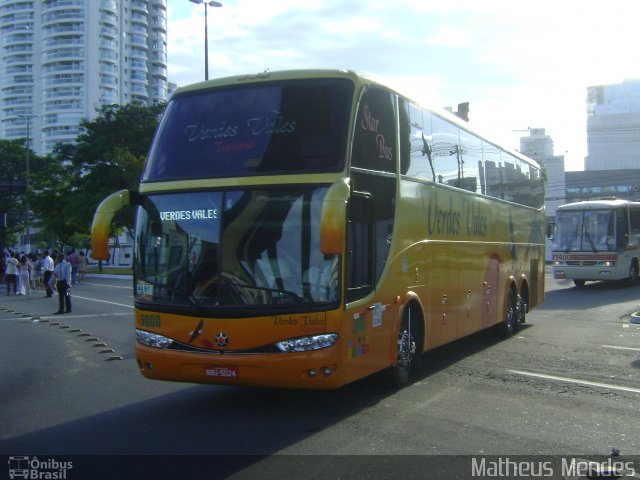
0,272,639,478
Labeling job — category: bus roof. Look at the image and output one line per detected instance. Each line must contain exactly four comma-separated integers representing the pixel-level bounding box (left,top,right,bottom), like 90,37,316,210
557,199,640,211
171,68,540,172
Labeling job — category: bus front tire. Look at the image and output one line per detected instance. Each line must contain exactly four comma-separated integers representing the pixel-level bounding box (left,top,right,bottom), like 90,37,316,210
627,263,638,287
387,308,420,387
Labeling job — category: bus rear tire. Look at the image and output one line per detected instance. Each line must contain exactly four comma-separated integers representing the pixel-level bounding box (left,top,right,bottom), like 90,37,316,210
516,293,526,326
573,279,586,287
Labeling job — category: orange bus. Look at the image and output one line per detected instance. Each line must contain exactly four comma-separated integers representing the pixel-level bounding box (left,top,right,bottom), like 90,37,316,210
91,69,545,389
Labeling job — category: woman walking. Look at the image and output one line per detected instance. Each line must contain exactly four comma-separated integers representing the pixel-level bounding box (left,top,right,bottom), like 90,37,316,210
17,255,30,295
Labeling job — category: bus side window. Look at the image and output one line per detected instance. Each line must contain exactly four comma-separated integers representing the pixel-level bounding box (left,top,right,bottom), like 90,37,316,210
352,87,396,173
629,208,640,245
346,193,375,302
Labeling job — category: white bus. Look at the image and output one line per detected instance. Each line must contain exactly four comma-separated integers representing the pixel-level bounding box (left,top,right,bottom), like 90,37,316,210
551,199,640,287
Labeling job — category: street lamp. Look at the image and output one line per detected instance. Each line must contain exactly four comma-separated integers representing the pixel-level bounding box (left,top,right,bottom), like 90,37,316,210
17,113,37,253
188,0,223,81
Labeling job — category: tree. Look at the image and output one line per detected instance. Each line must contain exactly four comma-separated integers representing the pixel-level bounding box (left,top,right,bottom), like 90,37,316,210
0,139,32,247
24,102,165,250
70,103,165,234
28,145,78,250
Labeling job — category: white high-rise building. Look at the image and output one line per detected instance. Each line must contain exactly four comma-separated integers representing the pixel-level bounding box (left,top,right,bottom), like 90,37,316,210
0,0,168,155
520,128,566,261
586,79,640,171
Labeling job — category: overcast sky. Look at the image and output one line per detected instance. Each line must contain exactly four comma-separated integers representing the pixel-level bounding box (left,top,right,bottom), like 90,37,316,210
167,0,640,171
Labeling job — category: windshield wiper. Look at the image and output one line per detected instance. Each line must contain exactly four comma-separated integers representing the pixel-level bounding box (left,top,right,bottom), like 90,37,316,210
584,229,598,253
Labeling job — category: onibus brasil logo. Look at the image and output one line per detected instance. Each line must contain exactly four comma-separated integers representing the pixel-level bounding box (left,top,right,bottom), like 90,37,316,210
8,456,72,479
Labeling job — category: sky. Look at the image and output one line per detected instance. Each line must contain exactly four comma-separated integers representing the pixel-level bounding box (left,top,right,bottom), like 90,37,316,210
167,0,640,171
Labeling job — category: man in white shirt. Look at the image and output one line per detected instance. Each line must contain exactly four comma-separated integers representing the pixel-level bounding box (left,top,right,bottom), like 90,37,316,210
5,252,18,295
43,250,54,298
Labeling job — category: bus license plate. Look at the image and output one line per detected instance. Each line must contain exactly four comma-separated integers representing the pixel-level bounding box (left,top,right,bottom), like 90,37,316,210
205,365,238,379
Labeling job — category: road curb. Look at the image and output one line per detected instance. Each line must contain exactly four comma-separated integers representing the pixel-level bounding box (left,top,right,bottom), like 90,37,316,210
86,274,132,280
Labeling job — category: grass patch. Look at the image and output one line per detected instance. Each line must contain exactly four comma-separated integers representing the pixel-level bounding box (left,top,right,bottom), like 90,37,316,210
86,265,132,275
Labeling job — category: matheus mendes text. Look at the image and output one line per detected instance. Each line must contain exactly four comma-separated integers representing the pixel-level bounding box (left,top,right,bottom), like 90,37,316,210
471,457,636,477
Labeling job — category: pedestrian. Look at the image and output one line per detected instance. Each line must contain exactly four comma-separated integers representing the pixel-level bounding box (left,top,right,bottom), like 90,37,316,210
43,250,54,298
32,253,43,290
53,253,72,314
0,252,6,285
4,252,18,295
17,255,30,295
78,250,87,282
67,248,78,284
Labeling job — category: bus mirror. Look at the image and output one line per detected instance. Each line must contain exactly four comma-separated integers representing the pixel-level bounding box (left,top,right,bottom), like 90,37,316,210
546,223,555,240
320,178,350,254
91,189,133,260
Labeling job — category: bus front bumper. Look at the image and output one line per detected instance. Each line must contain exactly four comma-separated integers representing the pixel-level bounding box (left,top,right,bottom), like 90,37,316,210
135,344,346,390
553,265,624,281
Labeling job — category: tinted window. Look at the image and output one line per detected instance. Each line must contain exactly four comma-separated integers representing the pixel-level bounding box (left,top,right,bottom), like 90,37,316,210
142,79,354,182
458,128,482,193
352,87,396,173
630,207,640,244
400,100,437,182
430,114,460,186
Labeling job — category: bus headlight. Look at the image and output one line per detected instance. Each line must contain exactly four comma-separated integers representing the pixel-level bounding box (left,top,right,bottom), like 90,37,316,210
136,329,174,348
276,333,338,352
596,261,615,267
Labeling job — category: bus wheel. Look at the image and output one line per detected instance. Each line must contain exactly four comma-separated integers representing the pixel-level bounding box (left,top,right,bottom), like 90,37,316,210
389,308,419,387
498,289,517,338
627,262,638,287
516,293,526,326
573,279,586,287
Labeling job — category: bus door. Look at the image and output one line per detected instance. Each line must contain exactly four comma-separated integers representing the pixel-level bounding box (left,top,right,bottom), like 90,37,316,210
345,86,398,370
345,181,396,371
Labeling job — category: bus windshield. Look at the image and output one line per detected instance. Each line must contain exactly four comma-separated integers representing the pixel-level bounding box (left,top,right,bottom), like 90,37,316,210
142,78,354,182
555,209,616,252
133,187,340,311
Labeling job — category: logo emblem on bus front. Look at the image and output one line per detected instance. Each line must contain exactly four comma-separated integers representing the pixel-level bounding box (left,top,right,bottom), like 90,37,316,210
215,332,229,348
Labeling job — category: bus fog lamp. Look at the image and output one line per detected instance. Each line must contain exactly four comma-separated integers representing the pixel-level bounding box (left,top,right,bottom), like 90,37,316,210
276,333,338,352
136,329,174,348
322,366,333,376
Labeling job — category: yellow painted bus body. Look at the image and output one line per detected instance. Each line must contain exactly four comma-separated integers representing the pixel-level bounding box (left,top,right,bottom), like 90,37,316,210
91,69,545,389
